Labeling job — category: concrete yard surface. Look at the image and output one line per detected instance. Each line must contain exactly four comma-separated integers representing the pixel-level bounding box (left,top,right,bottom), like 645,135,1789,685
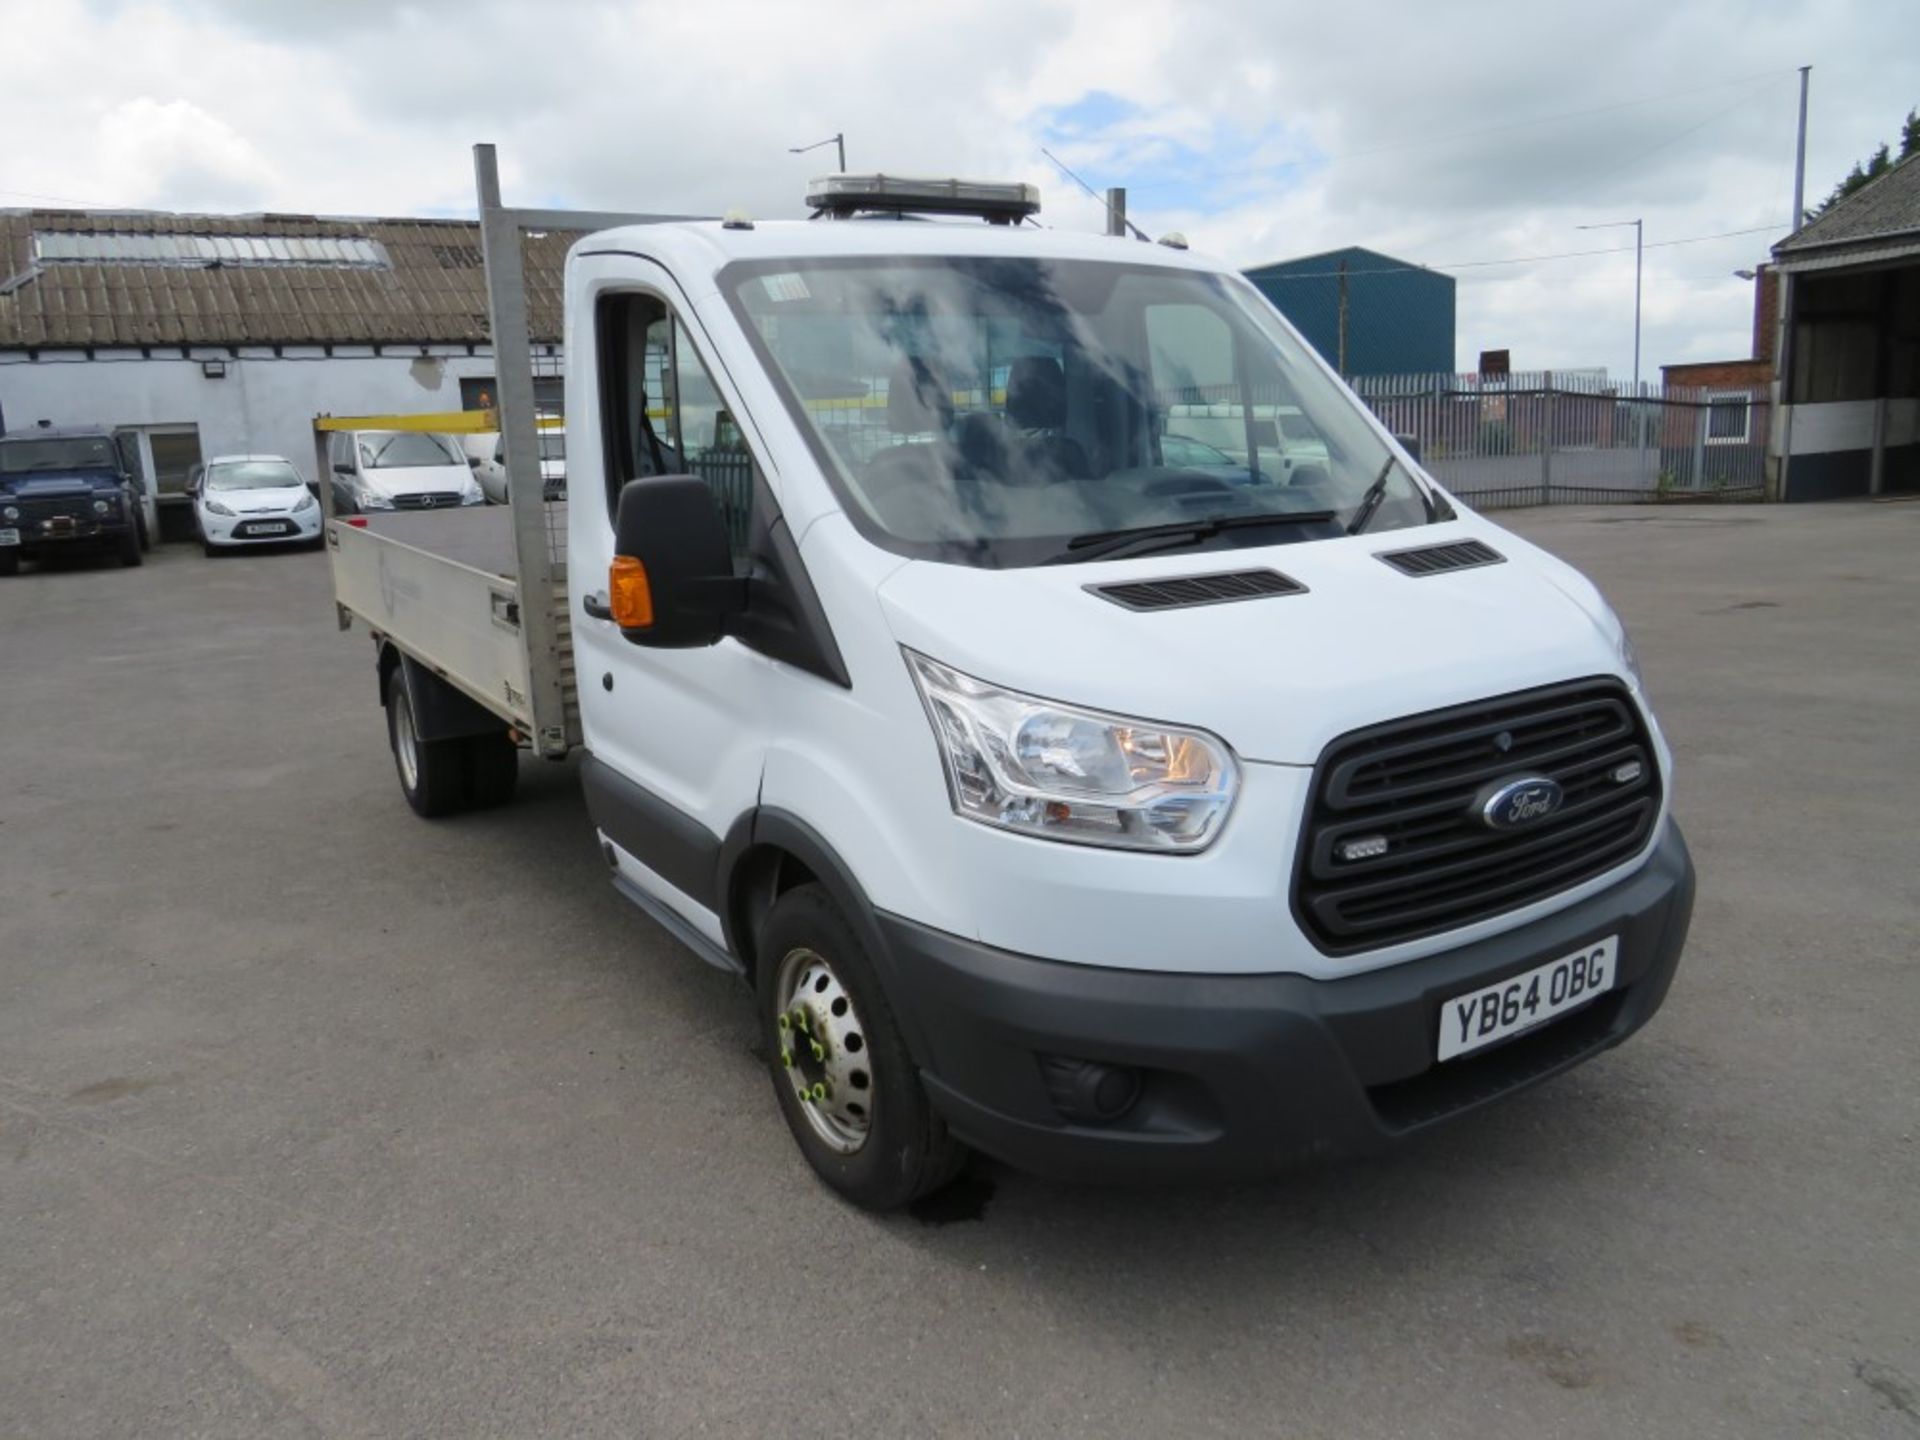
1,503,1916,1438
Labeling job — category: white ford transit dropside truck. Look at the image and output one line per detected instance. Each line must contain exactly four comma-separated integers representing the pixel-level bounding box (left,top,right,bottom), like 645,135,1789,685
325,153,1694,1210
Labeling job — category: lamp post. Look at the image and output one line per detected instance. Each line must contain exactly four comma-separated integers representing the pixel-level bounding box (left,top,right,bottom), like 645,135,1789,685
1579,218,1646,479
1577,218,1642,392
789,133,847,172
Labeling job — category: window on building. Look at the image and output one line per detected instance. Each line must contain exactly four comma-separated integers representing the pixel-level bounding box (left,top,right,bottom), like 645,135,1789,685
1706,393,1752,444
461,375,563,413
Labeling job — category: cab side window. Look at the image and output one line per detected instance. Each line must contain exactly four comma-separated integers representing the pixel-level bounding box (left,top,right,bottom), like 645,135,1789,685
599,292,755,566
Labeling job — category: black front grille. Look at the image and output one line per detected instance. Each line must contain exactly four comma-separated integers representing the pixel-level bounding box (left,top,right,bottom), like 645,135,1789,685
1089,568,1306,612
1292,679,1661,954
392,492,461,510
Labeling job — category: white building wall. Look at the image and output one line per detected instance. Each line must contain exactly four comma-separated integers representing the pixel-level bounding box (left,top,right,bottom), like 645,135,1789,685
0,347,532,477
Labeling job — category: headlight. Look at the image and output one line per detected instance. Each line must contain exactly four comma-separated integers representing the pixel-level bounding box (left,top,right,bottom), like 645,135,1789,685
904,650,1238,852
360,492,395,510
293,490,317,513
4,504,20,522
205,499,235,517
93,498,112,515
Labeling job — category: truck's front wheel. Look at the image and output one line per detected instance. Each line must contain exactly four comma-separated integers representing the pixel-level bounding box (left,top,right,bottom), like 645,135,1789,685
385,667,469,817
757,883,966,1211
117,523,143,567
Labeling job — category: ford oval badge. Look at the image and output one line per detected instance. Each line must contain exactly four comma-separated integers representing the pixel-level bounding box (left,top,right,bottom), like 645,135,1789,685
1478,776,1565,831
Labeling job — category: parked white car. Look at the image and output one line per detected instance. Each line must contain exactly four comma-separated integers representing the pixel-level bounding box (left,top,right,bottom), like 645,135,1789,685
325,429,484,513
461,427,567,505
189,454,321,553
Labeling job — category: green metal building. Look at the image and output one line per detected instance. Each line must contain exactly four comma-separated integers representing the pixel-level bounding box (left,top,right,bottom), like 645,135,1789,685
1244,246,1456,378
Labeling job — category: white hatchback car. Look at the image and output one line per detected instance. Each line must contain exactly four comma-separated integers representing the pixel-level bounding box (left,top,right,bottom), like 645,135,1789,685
190,454,322,554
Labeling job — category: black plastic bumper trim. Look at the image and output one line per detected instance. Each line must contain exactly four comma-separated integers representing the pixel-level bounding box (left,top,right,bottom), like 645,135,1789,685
875,821,1694,1184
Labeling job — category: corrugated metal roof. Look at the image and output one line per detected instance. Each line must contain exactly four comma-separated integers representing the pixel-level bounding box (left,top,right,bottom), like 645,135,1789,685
1774,151,1920,260
0,209,577,349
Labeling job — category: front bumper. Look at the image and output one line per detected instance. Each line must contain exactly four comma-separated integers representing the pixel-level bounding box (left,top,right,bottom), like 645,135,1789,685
203,508,322,545
3,513,128,553
876,820,1694,1183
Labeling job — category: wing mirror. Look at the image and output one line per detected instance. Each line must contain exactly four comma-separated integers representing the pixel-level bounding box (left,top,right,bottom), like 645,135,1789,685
467,455,481,468
332,459,354,475
1394,433,1423,465
595,475,745,648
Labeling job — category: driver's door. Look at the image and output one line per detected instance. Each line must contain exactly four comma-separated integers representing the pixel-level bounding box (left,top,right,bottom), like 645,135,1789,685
570,279,772,942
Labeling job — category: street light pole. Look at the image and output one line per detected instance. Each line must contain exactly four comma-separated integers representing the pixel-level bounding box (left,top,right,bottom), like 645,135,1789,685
1578,216,1646,478
789,133,847,172
1577,217,1643,392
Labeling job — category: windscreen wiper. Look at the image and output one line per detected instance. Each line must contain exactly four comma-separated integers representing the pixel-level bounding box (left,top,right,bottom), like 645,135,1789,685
1046,509,1337,564
1345,457,1399,536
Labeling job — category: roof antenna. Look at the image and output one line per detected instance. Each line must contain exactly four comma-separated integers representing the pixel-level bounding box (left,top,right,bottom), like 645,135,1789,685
1039,148,1152,242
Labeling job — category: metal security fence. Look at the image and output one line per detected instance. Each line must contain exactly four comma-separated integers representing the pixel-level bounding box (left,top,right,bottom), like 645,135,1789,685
1348,371,1770,509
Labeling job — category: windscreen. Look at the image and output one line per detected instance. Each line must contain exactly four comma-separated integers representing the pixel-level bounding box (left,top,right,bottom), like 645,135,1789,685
359,432,462,469
0,436,118,474
206,459,301,491
724,257,1434,566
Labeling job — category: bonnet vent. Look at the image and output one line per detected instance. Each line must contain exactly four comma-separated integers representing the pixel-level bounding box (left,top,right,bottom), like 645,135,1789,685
1089,569,1307,612
1375,539,1505,577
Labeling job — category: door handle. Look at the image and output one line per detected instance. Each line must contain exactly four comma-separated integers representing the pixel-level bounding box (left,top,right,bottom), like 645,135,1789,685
582,591,613,621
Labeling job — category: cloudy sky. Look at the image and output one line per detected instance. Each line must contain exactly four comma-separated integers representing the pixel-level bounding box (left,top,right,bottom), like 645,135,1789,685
2,0,1914,379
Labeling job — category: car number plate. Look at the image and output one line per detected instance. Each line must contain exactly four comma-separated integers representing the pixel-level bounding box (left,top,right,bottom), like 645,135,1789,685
243,521,292,536
0,528,17,546
1437,936,1617,1062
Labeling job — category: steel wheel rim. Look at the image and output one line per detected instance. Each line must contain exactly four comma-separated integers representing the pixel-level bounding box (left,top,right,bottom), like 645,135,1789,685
393,690,420,791
773,946,874,1155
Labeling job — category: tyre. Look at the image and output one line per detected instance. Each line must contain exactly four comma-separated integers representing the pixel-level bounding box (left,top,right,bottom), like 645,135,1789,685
757,883,966,1211
117,524,143,567
0,549,18,577
385,666,468,817
464,730,519,809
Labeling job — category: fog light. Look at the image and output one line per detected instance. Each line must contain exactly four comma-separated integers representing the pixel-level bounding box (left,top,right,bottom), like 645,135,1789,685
1337,834,1389,862
1040,1055,1142,1126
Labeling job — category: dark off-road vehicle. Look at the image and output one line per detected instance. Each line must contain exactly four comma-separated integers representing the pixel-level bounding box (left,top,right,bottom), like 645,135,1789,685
0,424,148,576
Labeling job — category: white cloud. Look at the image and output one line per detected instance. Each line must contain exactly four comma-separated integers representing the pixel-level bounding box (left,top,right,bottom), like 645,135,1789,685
0,0,1915,376
96,98,281,210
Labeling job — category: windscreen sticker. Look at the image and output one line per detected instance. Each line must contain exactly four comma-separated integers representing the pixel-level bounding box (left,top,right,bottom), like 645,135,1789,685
761,272,811,303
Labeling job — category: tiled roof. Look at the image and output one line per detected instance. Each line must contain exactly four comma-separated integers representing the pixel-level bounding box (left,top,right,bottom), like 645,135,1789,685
0,209,576,349
1774,151,1920,257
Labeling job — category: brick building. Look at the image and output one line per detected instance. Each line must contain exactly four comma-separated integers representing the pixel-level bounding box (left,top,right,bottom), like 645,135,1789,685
1659,266,1779,460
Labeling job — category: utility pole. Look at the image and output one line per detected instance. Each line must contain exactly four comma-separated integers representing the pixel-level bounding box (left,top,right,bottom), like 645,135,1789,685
1791,65,1812,229
1337,258,1350,377
1104,187,1127,238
